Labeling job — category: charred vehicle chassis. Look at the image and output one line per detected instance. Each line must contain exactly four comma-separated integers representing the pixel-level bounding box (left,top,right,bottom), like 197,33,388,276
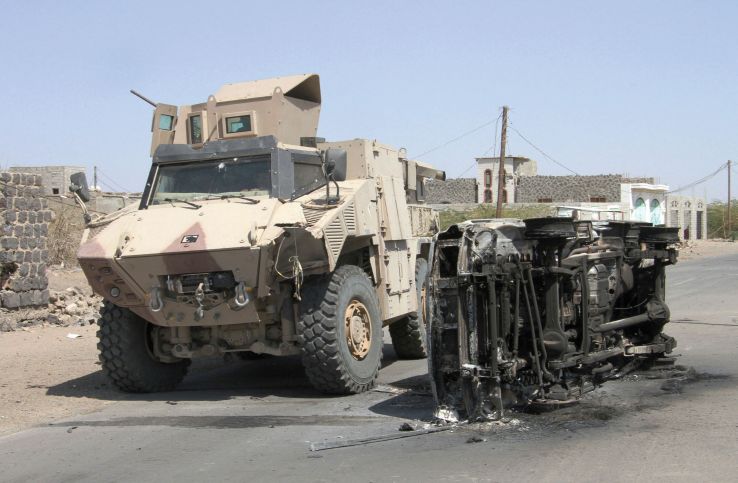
428,218,679,421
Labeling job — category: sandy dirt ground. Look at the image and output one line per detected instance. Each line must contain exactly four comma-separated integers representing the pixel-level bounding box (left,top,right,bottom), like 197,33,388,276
675,239,738,260
0,239,736,437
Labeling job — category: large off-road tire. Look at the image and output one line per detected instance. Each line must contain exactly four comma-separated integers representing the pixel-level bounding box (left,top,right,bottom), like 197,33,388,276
97,302,190,393
297,265,383,394
389,258,429,359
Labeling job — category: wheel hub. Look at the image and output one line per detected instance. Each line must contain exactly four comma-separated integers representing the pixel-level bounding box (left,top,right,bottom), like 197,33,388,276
344,300,372,360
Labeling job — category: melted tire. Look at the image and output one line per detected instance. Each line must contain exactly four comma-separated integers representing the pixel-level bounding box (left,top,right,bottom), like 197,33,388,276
389,258,429,359
297,265,382,394
97,302,190,393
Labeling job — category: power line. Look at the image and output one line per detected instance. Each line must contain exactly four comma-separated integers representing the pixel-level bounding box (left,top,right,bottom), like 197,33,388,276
96,168,131,193
508,124,580,175
413,117,500,159
667,161,728,193
97,179,122,193
454,112,503,178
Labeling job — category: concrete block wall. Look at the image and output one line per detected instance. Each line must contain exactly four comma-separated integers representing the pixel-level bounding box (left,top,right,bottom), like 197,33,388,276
0,172,51,308
9,166,86,196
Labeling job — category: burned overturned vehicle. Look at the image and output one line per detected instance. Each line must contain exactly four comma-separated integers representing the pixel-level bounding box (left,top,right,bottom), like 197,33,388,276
428,217,679,420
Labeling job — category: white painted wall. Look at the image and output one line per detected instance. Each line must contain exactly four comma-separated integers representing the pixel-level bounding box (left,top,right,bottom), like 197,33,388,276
620,183,668,224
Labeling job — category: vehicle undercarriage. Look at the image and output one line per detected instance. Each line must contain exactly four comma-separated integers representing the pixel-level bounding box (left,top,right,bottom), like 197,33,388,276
428,218,679,421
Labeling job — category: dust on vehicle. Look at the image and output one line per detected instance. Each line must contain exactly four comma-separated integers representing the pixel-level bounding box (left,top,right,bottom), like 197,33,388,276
71,74,444,394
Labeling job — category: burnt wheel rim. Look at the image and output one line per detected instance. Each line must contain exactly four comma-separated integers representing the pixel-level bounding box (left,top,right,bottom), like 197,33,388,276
344,299,372,360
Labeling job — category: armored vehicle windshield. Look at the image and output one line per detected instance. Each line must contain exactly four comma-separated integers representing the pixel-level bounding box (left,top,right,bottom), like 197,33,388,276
151,155,272,204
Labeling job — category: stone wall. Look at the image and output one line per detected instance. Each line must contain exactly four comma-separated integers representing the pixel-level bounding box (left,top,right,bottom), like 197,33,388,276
516,175,625,203
0,172,51,309
425,178,477,204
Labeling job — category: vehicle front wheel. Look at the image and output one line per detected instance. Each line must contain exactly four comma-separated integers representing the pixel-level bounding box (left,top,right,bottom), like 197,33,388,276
97,302,190,393
297,265,383,394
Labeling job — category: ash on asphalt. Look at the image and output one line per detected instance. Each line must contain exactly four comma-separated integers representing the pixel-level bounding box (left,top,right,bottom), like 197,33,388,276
370,363,734,446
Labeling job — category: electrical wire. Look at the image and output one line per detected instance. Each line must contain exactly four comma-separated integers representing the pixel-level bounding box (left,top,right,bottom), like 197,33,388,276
96,168,132,193
667,162,728,193
508,123,580,175
97,179,122,194
413,117,500,159
454,112,503,178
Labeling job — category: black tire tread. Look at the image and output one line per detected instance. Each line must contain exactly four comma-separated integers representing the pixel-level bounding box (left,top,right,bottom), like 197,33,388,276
297,265,382,394
97,302,190,393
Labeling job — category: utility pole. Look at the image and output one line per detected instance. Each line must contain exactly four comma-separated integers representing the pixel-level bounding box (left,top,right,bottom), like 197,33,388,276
495,106,509,218
728,160,732,238
94,166,98,191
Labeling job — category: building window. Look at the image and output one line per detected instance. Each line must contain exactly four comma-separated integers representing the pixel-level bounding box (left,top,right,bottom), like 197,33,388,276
650,199,662,225
484,189,492,203
634,197,647,221
590,196,606,202
484,169,492,188
502,189,508,203
537,197,553,203
52,188,59,194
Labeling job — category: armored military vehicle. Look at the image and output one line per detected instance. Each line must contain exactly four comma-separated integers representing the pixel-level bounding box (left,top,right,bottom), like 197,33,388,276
73,74,445,394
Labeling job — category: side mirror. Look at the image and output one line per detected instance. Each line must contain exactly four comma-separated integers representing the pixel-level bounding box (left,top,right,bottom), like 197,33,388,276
69,172,91,202
324,148,347,182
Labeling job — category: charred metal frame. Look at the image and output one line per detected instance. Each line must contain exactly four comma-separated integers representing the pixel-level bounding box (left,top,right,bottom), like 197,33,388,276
428,218,679,421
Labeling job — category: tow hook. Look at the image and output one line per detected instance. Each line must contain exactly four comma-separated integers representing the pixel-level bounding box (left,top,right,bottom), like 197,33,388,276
149,287,164,312
194,282,205,321
234,281,250,308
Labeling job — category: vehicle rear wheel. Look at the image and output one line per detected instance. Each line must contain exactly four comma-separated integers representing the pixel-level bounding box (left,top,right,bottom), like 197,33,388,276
297,265,382,394
389,258,429,359
97,302,190,393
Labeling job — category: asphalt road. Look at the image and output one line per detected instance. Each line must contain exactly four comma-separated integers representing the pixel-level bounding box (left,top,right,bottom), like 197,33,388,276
1,253,737,482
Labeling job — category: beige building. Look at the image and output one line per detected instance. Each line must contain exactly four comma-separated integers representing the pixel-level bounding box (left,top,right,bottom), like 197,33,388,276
476,156,537,203
9,165,86,196
665,195,708,240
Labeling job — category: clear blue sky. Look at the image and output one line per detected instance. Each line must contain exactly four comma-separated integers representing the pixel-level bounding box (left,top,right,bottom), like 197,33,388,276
1,0,736,200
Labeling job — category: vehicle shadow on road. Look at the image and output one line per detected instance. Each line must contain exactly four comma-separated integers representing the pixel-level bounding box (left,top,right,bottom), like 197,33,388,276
368,374,435,421
46,343,402,403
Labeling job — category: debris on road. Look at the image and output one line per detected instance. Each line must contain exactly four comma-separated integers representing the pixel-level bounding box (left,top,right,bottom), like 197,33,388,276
398,422,414,431
309,425,453,451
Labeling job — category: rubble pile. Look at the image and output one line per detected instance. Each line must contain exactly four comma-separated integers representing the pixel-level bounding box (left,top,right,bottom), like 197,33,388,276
0,286,102,331
46,286,103,326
